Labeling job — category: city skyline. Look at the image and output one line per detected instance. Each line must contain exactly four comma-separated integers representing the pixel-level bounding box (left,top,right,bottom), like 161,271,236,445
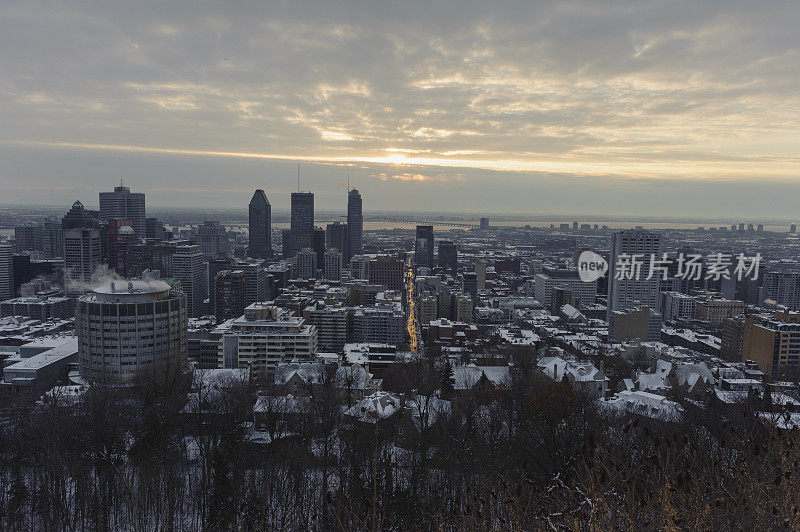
1,1,799,215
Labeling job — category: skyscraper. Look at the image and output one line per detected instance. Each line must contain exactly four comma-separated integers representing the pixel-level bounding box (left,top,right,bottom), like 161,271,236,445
197,220,230,258
0,243,13,300
248,189,272,259
296,248,317,280
42,218,63,259
324,249,342,281
106,219,136,276
173,245,208,318
281,229,292,259
62,201,101,295
437,240,458,274
326,221,348,256
313,226,325,267
415,225,434,270
290,191,314,256
347,188,363,262
145,217,167,241
14,224,43,253
99,185,146,236
607,229,661,319
214,270,247,321
77,279,187,383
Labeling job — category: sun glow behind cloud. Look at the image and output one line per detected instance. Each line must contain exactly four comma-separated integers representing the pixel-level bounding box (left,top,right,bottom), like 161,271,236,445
3,139,799,183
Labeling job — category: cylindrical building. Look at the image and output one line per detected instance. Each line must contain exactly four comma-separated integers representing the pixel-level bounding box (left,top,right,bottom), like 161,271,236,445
77,279,187,383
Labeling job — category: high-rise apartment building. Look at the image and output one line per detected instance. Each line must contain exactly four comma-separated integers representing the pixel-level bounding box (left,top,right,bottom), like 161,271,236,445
743,310,800,376
762,270,800,311
42,218,63,259
221,303,317,380
214,269,247,321
296,248,317,280
173,245,208,318
324,249,342,281
99,185,146,236
76,279,187,383
290,191,314,256
248,189,272,259
14,224,43,253
353,305,405,345
414,225,434,270
0,244,13,301
303,302,348,352
347,188,363,262
607,229,661,319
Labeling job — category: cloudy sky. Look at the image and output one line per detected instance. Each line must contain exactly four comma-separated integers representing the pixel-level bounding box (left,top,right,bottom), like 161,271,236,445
1,1,798,217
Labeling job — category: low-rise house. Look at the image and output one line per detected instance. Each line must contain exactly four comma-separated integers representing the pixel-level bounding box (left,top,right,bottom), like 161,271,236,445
602,390,684,421
537,356,608,398
453,364,511,393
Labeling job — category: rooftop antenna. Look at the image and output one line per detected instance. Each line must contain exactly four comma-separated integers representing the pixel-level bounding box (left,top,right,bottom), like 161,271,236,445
347,172,350,193
297,163,300,192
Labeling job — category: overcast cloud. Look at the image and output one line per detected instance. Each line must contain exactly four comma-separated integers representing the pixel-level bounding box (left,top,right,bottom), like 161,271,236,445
1,0,798,216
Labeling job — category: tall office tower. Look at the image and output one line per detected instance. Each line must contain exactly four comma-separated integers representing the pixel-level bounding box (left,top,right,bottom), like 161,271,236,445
366,255,404,290
173,245,208,318
214,270,247,321
290,191,314,256
124,241,179,279
738,222,745,232
42,218,63,259
474,261,486,289
607,229,662,319
207,257,235,314
0,244,13,300
14,224,43,253
414,225,434,270
99,185,146,236
792,224,797,234
326,221,348,256
462,272,478,303
62,201,102,295
347,188,363,262
324,249,342,281
480,217,490,230
62,200,100,230
77,279,187,383
145,217,167,241
197,220,230,258
312,227,325,265
437,240,458,274
296,248,317,280
106,219,137,276
248,189,272,259
281,229,292,259
235,262,268,305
